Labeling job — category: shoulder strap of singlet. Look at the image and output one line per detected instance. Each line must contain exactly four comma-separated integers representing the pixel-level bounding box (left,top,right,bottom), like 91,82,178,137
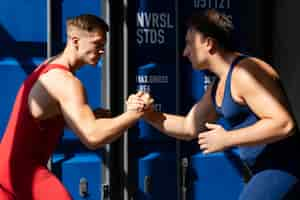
225,54,248,90
211,77,221,112
211,54,248,110
41,64,70,74
38,54,70,74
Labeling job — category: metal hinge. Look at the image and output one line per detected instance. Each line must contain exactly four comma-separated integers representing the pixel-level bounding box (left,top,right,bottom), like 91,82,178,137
79,177,89,198
144,175,152,194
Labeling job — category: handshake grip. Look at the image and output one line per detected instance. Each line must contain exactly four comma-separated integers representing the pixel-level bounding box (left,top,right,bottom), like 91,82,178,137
126,91,154,112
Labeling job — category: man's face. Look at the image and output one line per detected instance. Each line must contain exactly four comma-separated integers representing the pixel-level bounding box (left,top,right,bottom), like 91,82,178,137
77,29,106,66
183,28,209,70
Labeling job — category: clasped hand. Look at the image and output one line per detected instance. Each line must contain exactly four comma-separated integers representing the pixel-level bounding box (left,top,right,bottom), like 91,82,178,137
126,91,154,112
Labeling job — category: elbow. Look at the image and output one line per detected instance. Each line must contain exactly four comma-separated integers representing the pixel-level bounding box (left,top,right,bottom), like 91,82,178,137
183,129,198,141
280,118,296,137
184,120,206,141
84,136,98,150
189,130,199,140
182,123,200,141
183,117,207,141
84,127,116,150
84,134,104,150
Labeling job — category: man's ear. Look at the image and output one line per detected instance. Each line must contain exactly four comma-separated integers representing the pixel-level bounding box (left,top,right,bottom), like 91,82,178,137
70,36,79,49
206,37,217,54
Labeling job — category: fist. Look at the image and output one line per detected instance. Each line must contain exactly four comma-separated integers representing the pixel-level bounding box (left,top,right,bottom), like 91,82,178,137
140,92,154,110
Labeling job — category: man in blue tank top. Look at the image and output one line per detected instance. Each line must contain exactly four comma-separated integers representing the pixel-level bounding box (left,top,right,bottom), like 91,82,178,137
130,9,300,199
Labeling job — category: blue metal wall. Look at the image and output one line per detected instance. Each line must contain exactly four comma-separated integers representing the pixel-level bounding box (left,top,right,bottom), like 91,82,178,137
0,0,47,43
0,0,47,139
0,58,44,138
128,0,178,199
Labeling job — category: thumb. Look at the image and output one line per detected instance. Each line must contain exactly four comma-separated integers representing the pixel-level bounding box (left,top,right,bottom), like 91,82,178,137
205,122,220,130
136,90,144,97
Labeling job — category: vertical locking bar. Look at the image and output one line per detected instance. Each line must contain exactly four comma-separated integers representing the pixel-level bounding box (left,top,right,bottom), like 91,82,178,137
181,157,189,200
102,184,111,200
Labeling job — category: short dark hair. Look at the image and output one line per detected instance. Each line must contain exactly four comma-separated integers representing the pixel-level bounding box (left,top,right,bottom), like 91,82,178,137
67,14,109,33
186,9,234,50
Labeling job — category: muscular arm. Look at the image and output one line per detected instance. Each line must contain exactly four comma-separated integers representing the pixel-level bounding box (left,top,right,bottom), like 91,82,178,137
143,85,218,140
226,59,295,147
40,70,143,149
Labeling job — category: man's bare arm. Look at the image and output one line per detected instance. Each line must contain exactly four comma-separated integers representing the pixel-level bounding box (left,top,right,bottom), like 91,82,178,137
225,59,295,147
143,85,218,140
40,70,145,149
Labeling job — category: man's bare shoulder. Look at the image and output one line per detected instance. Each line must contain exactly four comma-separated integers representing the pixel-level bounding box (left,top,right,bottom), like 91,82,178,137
234,57,279,81
37,68,84,102
231,56,283,100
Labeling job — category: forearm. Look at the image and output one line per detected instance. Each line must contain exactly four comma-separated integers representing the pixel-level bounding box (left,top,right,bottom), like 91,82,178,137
143,111,195,140
89,111,142,148
226,118,295,147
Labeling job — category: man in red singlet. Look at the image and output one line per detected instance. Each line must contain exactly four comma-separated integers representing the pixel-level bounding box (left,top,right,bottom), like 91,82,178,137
0,14,153,199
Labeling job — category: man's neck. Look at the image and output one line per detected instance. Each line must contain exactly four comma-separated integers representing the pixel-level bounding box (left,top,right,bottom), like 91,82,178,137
53,47,83,73
207,51,238,79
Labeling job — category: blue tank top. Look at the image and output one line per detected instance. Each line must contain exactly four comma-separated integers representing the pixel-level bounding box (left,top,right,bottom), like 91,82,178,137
211,55,266,166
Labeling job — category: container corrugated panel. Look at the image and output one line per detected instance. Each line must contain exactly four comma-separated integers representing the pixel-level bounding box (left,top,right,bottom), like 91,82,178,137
0,0,47,42
0,1,47,58
61,0,103,42
0,57,44,140
53,153,103,200
128,0,178,198
189,152,245,200
136,152,177,200
134,63,176,143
